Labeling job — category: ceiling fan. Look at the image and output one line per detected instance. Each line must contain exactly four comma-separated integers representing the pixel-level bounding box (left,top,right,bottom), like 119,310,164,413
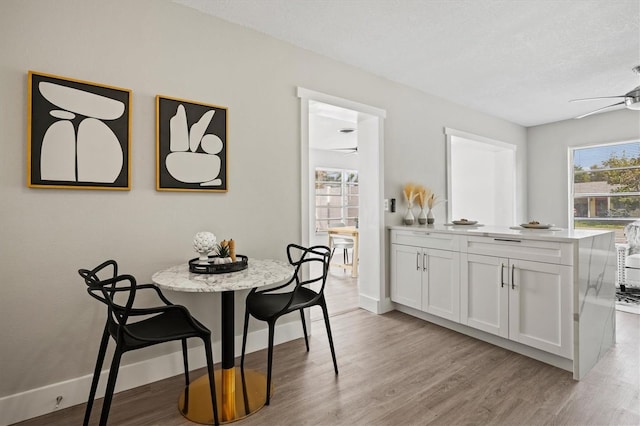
571,65,640,119
330,127,358,153
331,146,358,154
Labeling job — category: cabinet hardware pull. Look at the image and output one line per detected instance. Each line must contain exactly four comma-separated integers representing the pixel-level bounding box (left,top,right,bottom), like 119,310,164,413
494,238,522,243
423,253,427,271
511,264,515,289
501,263,505,287
416,252,420,270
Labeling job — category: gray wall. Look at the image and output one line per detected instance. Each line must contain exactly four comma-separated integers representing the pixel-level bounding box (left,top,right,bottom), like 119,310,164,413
0,0,527,404
527,109,640,227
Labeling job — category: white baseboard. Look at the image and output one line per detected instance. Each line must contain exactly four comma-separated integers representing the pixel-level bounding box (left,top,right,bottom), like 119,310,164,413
379,297,395,313
358,293,378,313
0,321,304,426
358,294,394,314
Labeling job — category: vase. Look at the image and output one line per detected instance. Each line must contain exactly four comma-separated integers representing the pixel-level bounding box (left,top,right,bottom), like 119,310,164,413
193,231,217,264
427,208,434,225
418,207,428,225
403,204,415,225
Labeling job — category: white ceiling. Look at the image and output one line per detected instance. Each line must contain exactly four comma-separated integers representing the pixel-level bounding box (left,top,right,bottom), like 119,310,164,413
175,0,640,127
309,100,358,151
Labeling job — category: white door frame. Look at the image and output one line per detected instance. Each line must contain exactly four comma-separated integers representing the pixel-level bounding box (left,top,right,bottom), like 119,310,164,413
297,87,389,314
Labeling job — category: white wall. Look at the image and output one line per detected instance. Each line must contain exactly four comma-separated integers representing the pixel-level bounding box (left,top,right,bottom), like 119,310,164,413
527,109,640,227
382,91,527,229
0,0,527,421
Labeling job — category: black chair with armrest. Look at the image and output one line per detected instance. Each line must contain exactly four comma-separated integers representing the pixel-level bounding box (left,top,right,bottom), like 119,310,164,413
240,244,338,405
79,259,219,426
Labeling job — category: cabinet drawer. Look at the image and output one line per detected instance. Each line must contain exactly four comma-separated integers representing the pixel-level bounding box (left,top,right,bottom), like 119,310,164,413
391,230,459,251
466,236,573,265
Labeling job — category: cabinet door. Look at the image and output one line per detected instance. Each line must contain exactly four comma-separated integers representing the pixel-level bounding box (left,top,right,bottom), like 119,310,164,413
461,254,509,338
422,249,460,322
508,260,573,358
390,244,422,310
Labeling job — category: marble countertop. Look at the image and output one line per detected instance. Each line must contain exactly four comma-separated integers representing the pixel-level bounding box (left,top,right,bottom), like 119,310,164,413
152,258,293,292
389,224,614,242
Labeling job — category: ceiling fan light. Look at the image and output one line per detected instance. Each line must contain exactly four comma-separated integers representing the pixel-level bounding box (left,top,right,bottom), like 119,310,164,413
625,96,640,110
572,68,640,118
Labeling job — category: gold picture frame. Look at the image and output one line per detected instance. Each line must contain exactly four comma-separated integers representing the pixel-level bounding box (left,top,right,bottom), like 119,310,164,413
27,71,131,190
156,95,228,192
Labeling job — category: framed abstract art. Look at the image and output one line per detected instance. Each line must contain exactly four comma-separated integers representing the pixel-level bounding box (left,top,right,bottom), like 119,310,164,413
156,95,228,192
27,71,131,190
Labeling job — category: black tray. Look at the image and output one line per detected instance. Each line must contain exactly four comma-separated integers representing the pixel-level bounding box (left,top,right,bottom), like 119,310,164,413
189,255,248,274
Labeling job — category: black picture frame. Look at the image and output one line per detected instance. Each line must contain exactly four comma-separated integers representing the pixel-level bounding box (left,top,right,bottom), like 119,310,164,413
27,71,131,190
156,95,228,192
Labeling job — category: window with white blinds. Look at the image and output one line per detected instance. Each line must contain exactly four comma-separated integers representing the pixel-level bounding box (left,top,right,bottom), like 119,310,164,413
315,168,359,232
571,140,640,242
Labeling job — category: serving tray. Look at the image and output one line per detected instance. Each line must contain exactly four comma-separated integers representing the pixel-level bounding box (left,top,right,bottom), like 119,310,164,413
189,255,248,274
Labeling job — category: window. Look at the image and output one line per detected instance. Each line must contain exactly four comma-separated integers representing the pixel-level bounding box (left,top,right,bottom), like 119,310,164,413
571,140,640,242
315,168,358,232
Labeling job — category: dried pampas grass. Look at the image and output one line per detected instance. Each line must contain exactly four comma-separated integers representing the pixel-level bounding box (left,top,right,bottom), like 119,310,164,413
403,183,419,205
416,186,433,208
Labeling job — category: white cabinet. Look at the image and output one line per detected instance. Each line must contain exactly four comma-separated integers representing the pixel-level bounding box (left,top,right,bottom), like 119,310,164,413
422,249,460,321
460,253,508,337
390,244,422,310
389,226,616,380
390,231,460,322
461,253,573,359
391,230,573,359
509,259,572,358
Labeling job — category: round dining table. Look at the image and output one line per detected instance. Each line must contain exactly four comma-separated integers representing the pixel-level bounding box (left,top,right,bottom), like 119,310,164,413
152,258,293,424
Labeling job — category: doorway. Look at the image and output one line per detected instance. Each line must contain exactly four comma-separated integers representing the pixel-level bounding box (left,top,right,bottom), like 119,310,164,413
298,88,387,314
308,101,361,319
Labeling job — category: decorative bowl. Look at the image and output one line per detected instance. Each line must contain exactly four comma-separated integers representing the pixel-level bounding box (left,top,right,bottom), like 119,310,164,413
452,220,478,225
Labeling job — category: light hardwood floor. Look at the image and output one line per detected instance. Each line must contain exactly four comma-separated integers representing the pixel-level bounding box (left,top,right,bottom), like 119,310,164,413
310,264,359,321
16,279,639,426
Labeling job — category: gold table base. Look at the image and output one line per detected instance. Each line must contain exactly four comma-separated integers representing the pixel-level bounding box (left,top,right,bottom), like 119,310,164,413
178,368,269,424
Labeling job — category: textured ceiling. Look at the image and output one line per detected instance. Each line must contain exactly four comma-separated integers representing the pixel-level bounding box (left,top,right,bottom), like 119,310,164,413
175,0,640,127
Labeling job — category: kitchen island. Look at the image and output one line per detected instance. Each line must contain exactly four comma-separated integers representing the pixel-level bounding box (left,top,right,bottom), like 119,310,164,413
389,224,616,380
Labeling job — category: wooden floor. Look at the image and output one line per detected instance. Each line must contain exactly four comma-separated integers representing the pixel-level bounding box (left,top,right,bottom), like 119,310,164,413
16,278,639,426
310,263,359,321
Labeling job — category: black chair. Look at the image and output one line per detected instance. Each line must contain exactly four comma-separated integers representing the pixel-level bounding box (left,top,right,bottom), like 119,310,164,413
240,244,338,405
79,260,219,426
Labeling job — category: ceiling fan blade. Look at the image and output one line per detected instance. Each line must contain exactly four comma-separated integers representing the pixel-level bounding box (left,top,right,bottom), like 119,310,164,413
570,95,627,102
575,101,625,119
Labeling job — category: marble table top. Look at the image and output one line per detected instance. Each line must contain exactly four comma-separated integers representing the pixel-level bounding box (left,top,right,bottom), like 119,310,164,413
152,259,293,293
389,224,615,242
